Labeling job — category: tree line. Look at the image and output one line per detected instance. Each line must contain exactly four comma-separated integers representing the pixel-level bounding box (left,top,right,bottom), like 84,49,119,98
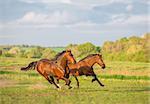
0,33,149,62
102,33,150,62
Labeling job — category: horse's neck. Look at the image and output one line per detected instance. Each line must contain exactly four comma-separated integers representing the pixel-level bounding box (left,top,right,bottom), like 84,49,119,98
84,56,97,67
56,56,67,69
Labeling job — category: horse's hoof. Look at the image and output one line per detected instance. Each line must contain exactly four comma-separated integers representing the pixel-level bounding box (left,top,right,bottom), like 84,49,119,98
101,85,104,87
56,86,60,89
57,88,61,91
91,79,96,82
57,84,61,89
68,86,72,89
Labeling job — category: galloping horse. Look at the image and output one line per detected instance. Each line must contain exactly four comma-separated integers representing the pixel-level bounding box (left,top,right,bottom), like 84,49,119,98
21,50,76,89
68,54,105,88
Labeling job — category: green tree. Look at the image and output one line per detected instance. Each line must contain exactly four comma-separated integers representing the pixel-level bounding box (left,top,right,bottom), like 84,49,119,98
24,47,43,58
42,48,57,59
8,47,20,55
101,33,150,62
67,42,98,59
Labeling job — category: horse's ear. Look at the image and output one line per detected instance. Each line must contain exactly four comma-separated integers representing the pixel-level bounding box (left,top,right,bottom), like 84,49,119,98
66,49,71,52
98,53,102,57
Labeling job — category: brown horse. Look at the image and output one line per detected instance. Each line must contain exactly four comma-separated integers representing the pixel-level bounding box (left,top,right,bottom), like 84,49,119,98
68,54,105,88
21,50,76,89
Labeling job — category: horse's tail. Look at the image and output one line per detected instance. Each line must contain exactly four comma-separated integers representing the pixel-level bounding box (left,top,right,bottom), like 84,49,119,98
21,61,37,71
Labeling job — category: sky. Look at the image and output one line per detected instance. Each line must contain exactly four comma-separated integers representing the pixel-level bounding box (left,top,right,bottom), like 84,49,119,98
0,0,149,46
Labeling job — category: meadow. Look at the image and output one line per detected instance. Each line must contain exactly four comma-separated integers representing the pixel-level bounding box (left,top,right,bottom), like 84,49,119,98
0,57,150,104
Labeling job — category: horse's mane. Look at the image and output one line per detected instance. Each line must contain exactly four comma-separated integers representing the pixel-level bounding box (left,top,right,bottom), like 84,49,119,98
51,51,66,61
79,54,98,62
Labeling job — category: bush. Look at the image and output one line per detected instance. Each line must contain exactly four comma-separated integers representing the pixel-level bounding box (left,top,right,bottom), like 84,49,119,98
3,52,15,57
24,47,43,58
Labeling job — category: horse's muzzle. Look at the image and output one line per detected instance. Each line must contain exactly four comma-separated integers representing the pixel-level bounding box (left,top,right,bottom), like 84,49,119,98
102,65,105,69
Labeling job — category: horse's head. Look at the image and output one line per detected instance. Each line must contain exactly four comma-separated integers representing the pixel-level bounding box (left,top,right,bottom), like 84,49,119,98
96,54,105,69
64,49,76,64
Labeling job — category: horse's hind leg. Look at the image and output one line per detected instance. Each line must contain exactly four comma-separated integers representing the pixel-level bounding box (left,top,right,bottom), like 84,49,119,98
91,78,96,82
92,74,104,87
50,76,60,88
56,78,59,84
61,77,72,89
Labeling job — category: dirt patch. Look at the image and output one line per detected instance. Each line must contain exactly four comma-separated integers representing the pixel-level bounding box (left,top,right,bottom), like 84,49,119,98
28,83,48,90
0,79,17,88
0,66,21,70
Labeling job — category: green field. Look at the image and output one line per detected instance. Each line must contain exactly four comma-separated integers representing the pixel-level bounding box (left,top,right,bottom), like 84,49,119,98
0,57,150,104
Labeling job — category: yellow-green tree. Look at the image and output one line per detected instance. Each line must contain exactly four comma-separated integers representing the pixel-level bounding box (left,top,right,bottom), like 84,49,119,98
42,48,56,59
101,33,150,62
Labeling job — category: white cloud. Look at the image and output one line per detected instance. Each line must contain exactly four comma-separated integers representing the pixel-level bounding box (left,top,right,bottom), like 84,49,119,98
139,0,150,5
69,0,132,9
20,0,72,4
110,14,129,24
106,14,149,29
61,0,72,4
20,0,131,8
69,14,149,34
0,23,3,29
2,12,148,31
18,0,135,12
0,35,16,39
123,15,149,25
19,12,36,22
16,11,78,27
126,4,133,12
0,10,80,29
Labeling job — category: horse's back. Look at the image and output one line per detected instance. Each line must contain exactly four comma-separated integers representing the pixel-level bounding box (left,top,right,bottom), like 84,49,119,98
39,58,51,62
37,59,64,77
69,60,94,76
69,61,88,69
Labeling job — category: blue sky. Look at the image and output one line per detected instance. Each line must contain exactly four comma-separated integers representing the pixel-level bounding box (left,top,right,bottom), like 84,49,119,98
0,0,149,46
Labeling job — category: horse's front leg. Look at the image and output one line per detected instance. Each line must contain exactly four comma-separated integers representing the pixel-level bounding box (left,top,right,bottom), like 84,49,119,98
56,78,62,88
74,76,79,88
50,76,60,88
92,74,104,87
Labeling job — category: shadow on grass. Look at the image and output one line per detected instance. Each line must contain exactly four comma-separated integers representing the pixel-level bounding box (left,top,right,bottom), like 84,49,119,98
78,87,150,93
111,87,150,92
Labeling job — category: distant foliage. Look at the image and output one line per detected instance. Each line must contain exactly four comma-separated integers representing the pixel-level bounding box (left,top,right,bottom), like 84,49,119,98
0,45,57,59
102,33,150,62
0,33,149,62
41,48,57,59
67,42,100,59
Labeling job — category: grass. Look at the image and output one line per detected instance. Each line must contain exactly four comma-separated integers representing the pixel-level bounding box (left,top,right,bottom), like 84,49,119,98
1,70,150,80
100,74,150,80
93,61,150,76
0,57,150,104
1,79,149,104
